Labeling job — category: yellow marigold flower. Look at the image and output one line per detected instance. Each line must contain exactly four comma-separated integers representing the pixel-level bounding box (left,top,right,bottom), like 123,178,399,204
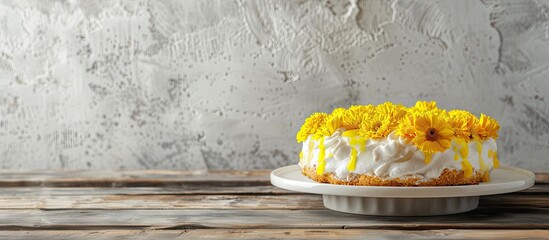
359,113,392,139
396,112,417,140
411,100,438,113
412,111,454,153
449,110,477,125
296,112,327,142
448,110,476,140
376,102,407,132
351,105,376,113
473,113,500,140
331,108,346,116
342,105,375,130
314,109,344,139
448,116,469,140
376,102,407,121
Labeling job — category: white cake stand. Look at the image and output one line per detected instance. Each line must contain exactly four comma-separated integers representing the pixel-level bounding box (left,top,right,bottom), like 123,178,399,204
270,165,535,216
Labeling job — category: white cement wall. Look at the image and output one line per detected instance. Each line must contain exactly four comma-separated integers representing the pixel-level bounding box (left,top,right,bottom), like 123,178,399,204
0,0,547,170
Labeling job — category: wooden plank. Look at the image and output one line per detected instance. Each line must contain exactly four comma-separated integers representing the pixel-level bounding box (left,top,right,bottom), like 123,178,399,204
479,195,549,208
0,193,544,210
0,195,325,210
0,186,297,196
0,208,546,230
0,170,271,187
0,178,270,188
537,172,549,184
0,170,272,179
519,185,549,193
0,170,544,187
0,229,546,240
0,184,543,197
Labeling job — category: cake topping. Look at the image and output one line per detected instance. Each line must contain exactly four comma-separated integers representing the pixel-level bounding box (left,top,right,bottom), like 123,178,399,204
297,101,501,184
296,101,500,158
296,113,327,142
408,111,454,153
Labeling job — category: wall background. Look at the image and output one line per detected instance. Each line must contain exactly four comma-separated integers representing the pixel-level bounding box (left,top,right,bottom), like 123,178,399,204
0,0,547,170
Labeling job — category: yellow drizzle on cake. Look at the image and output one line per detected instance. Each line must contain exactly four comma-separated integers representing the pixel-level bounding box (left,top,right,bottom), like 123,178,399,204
424,152,432,164
342,129,360,138
461,158,473,178
347,136,366,171
453,139,473,177
493,151,499,168
347,147,358,171
488,149,499,168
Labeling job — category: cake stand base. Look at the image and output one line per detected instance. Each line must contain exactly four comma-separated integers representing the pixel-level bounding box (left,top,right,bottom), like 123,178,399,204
322,195,479,216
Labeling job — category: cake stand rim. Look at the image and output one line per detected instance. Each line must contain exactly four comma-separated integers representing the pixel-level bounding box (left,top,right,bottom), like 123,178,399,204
270,164,535,198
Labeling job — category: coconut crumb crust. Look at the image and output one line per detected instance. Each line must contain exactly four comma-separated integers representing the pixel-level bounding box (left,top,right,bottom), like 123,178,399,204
302,166,487,186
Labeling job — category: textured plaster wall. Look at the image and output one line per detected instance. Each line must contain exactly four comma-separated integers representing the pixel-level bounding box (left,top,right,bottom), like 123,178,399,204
0,0,547,170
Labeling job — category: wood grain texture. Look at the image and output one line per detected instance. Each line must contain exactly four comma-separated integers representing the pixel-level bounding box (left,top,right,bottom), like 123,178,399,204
0,170,272,179
0,229,547,240
0,186,296,196
0,185,545,197
0,170,271,187
0,170,545,239
0,208,546,230
0,194,325,210
0,192,545,210
536,172,549,184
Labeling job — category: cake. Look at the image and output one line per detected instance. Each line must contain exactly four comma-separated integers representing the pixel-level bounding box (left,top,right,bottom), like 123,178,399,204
296,101,500,186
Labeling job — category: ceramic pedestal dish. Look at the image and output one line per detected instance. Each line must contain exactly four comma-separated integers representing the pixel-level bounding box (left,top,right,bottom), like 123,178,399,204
270,165,535,216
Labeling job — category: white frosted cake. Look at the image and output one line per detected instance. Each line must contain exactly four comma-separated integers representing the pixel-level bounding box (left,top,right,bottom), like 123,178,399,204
297,101,500,186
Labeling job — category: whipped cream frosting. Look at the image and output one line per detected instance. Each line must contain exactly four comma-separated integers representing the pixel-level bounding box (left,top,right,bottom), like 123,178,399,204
299,129,498,181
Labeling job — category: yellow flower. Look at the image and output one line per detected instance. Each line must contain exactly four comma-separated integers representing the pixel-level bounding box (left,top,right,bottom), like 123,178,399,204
376,102,407,132
396,112,417,140
473,113,500,140
296,112,327,142
376,102,407,121
448,110,476,140
295,101,495,150
411,100,438,113
359,113,391,139
412,112,454,153
342,105,375,130
314,109,344,139
331,108,346,116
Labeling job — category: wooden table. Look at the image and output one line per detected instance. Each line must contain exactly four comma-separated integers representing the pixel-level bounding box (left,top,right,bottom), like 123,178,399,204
0,170,546,239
